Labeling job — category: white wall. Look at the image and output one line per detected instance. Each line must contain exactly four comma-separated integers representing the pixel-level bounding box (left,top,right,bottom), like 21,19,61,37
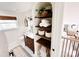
63,2,79,24
0,11,18,55
0,31,9,57
58,2,79,57
16,8,34,37
4,29,19,50
17,15,26,37
0,5,34,51
0,2,35,56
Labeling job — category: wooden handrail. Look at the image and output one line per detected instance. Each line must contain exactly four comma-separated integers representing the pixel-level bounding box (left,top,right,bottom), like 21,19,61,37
0,16,16,20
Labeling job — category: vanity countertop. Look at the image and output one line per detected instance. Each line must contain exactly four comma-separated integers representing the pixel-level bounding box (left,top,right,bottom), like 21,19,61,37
24,32,34,39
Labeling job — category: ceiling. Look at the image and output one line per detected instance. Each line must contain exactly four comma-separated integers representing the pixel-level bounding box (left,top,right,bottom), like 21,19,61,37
0,2,35,13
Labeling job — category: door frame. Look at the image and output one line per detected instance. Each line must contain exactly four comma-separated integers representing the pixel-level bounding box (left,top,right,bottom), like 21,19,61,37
51,2,64,57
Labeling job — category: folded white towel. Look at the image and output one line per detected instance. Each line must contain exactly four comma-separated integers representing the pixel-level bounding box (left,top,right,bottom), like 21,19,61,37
39,46,46,57
39,22,51,27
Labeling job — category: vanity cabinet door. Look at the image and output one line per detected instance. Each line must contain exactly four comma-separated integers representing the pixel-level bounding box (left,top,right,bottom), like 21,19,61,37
24,36,34,53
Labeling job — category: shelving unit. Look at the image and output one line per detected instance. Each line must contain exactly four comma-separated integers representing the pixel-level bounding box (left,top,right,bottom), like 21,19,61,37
35,16,52,56
34,2,52,57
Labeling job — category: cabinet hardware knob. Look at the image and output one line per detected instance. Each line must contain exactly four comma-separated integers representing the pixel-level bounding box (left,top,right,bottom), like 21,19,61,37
52,49,55,51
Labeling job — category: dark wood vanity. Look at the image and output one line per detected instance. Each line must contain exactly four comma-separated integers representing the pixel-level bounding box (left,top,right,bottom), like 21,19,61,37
24,35,35,53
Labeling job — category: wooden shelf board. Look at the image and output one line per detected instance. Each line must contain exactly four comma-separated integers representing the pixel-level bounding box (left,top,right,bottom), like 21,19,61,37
35,25,52,32
36,33,51,41
35,26,40,27
36,38,51,49
35,25,52,28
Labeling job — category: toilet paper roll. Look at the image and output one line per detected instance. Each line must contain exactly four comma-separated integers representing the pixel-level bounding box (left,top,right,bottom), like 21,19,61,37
38,30,44,36
45,32,51,38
